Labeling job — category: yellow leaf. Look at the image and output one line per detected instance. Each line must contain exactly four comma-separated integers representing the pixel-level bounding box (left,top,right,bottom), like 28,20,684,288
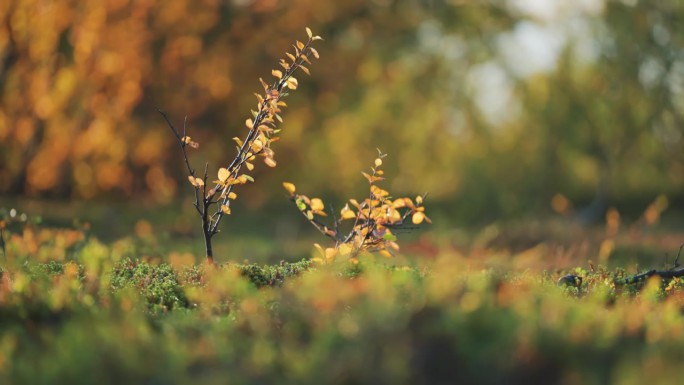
412,212,425,225
221,205,231,214
299,65,310,75
188,176,196,186
325,247,338,261
282,182,296,195
251,140,264,153
286,77,298,90
218,168,230,183
228,192,237,200
338,243,353,256
286,52,296,62
309,47,320,59
264,157,277,167
296,40,305,50
246,119,253,129
272,69,283,79
245,162,254,171
416,195,424,205
306,27,313,39
232,137,243,146
379,249,393,258
310,198,324,212
306,210,314,220
374,158,382,167
340,204,356,220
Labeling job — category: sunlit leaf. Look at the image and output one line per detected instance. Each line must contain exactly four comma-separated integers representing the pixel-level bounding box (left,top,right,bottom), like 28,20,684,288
250,140,264,153
282,182,296,195
310,198,324,212
218,168,230,183
309,47,319,59
338,243,354,256
306,27,313,39
264,157,277,167
220,205,231,214
340,204,356,220
375,158,382,167
227,192,237,200
325,247,338,261
286,77,298,90
379,249,393,258
412,211,425,225
272,69,283,79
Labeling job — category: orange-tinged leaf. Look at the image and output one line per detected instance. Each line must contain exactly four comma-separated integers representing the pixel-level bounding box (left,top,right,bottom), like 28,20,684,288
412,211,425,225
340,204,356,220
325,247,338,261
379,249,393,258
272,69,283,79
195,178,204,187
264,157,277,167
310,198,324,212
221,205,231,214
218,168,230,183
338,243,354,256
246,119,254,129
227,192,237,200
286,77,298,90
286,52,296,62
393,199,406,208
251,140,264,153
296,40,305,50
188,176,196,186
282,182,296,195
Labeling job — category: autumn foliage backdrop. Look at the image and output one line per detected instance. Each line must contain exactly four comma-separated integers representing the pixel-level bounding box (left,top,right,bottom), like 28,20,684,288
1,1,683,222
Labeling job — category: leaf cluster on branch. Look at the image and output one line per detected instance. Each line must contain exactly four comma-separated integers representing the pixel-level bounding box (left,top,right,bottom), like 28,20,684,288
160,28,322,263
284,150,430,263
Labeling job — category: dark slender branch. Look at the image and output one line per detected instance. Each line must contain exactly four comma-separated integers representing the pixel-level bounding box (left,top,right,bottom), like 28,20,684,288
158,109,195,178
615,266,684,285
209,37,317,235
290,196,340,242
674,242,683,267
0,227,5,257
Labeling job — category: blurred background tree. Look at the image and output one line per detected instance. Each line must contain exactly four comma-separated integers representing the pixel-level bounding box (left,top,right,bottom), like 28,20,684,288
1,0,683,224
